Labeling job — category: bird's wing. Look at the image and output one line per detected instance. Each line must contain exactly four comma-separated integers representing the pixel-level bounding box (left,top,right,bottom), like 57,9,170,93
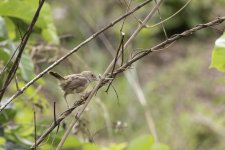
62,76,88,92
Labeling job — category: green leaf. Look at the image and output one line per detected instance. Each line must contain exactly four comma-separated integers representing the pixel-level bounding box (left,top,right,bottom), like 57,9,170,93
83,143,102,150
4,17,16,40
0,108,17,124
19,52,34,81
0,0,59,44
107,143,127,150
210,33,225,72
127,135,154,150
0,137,6,145
0,48,10,63
63,135,82,148
15,101,33,124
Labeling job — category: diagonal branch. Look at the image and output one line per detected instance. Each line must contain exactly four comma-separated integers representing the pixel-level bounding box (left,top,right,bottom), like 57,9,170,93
56,1,164,148
0,0,46,101
0,0,153,112
31,16,225,148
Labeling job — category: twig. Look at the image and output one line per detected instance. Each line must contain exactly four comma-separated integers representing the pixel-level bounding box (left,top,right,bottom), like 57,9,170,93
111,33,125,76
111,84,120,105
31,96,88,148
0,0,153,112
33,107,37,150
53,101,57,125
31,16,225,148
56,115,78,150
14,76,19,91
154,0,168,39
114,17,225,75
0,0,46,101
148,0,192,28
0,25,22,76
55,1,165,148
120,0,133,33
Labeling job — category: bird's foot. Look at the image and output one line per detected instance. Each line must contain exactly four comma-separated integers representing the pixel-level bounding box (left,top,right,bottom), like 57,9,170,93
80,92,91,100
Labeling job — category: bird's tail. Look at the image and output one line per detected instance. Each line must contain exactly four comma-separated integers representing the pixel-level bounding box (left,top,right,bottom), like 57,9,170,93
49,71,65,81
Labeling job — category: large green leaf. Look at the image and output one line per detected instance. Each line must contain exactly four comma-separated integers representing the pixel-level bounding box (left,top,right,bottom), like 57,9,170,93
210,33,225,72
0,0,59,44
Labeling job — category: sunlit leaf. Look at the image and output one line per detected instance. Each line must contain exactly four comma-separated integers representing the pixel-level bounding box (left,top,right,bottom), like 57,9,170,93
210,33,225,72
127,135,154,150
107,143,127,150
4,17,16,40
63,135,82,148
83,143,102,150
0,137,6,145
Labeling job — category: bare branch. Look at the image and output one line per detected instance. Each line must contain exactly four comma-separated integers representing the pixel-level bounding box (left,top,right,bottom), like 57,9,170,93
31,16,225,148
0,0,46,101
0,0,152,111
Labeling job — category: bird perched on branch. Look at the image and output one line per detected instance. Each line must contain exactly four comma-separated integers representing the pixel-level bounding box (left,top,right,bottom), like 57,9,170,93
49,71,98,108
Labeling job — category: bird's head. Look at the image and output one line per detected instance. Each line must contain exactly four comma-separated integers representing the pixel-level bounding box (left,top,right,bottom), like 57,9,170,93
81,71,98,81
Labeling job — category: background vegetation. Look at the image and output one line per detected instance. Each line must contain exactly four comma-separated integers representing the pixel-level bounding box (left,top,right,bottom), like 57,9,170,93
0,0,225,149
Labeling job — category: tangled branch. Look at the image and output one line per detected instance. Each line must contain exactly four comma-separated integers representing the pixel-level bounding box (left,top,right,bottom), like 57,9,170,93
31,16,225,148
0,0,46,101
0,0,153,112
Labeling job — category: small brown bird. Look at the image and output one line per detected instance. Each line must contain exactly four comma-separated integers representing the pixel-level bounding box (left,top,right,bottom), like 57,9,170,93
49,71,98,108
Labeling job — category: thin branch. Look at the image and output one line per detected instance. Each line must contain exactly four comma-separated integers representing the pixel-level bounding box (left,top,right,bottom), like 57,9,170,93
148,0,192,28
0,24,22,76
0,0,152,111
154,0,168,39
53,101,57,125
14,76,19,91
31,95,88,148
114,17,225,75
55,1,164,147
56,115,77,150
31,16,225,148
111,84,120,105
33,107,37,150
111,33,125,75
120,0,133,33
0,0,46,101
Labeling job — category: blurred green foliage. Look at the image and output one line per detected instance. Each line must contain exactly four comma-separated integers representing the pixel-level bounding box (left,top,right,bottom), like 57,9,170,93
0,0,225,149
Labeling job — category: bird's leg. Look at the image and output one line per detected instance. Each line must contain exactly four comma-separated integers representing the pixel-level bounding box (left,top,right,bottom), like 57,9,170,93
64,93,70,109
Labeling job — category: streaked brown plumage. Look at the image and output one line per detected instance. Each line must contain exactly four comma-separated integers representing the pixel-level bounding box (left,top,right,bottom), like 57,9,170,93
49,71,98,108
